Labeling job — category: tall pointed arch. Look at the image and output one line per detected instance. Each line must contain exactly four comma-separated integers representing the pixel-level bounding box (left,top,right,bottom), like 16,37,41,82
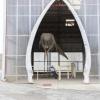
26,0,91,83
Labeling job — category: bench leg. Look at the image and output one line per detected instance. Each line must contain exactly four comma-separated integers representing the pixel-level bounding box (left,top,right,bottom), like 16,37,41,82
67,72,70,79
58,70,61,80
37,71,39,80
71,63,76,78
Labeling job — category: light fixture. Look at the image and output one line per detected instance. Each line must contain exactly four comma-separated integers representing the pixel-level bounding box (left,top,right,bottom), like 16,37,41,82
65,19,75,27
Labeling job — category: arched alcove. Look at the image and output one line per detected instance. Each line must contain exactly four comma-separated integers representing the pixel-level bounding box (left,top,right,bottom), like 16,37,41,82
26,0,91,83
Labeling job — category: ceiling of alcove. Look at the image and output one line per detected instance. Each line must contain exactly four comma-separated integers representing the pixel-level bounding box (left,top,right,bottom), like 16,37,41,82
32,0,84,52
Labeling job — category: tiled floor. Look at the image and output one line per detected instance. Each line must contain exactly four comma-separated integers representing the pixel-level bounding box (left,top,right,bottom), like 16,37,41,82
0,81,100,100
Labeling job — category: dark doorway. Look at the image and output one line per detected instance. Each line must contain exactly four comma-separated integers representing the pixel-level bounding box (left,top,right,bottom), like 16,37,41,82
31,0,85,79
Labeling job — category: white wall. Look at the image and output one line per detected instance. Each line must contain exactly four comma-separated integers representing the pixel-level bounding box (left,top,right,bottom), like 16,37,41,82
0,0,4,54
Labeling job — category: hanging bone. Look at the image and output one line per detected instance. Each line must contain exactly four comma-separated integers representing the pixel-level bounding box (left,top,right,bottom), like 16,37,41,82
39,33,68,59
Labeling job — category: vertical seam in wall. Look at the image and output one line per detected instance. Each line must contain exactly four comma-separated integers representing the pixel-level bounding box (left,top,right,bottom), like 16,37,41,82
42,0,44,10
97,1,99,50
84,0,86,31
16,0,18,81
2,0,6,80
97,0,100,74
97,0,99,50
29,0,32,73
29,0,31,35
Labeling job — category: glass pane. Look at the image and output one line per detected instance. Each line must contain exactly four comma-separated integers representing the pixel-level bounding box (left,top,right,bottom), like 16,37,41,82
18,6,29,15
7,0,17,6
18,16,29,35
78,16,85,27
17,36,29,55
17,67,27,75
18,0,29,5
85,0,97,4
31,6,42,15
5,56,16,75
6,76,17,82
99,17,100,31
17,76,27,81
7,16,16,35
85,16,98,35
31,0,42,5
7,6,16,15
5,36,16,55
68,0,81,5
99,37,100,53
76,5,84,15
90,55,99,75
86,5,97,15
98,55,100,75
31,16,39,32
88,36,98,54
99,1,100,5
44,0,51,8
77,62,83,71
17,56,26,66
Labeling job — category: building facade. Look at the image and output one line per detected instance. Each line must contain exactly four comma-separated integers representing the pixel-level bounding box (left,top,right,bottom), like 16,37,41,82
3,0,100,82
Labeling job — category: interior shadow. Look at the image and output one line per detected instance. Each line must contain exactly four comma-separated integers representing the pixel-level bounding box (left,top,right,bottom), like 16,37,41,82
31,0,85,79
